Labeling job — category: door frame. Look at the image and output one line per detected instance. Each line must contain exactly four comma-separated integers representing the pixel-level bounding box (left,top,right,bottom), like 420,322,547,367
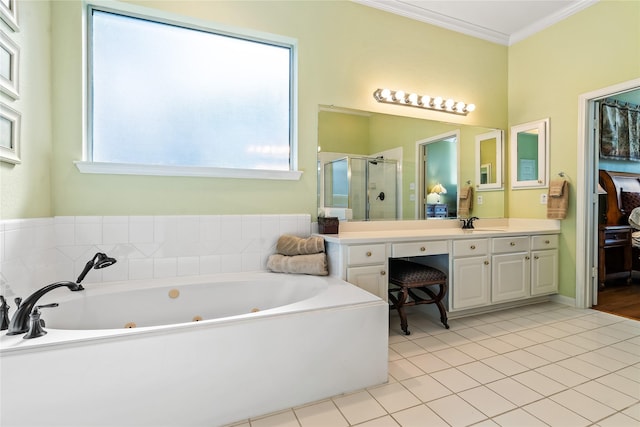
576,78,640,308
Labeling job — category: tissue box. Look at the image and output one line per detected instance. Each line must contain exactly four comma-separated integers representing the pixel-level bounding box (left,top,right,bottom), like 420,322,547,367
318,217,339,234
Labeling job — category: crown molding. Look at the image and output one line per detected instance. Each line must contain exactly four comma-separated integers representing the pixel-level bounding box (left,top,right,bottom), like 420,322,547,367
354,0,599,46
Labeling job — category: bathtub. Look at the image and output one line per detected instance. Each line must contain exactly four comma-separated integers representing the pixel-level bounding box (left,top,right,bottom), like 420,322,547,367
0,272,388,427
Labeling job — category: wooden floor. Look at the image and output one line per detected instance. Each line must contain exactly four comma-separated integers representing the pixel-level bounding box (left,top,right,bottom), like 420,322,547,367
593,273,640,321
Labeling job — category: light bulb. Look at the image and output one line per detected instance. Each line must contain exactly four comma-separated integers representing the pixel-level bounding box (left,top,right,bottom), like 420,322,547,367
380,88,391,100
393,90,405,102
420,95,430,106
455,101,465,112
465,103,476,112
408,93,418,105
434,97,443,108
445,99,455,109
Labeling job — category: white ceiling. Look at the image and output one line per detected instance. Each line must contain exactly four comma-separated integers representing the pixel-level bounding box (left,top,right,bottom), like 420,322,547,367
354,0,599,45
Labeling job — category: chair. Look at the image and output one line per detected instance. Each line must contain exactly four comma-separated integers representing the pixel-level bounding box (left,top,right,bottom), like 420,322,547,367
388,258,449,335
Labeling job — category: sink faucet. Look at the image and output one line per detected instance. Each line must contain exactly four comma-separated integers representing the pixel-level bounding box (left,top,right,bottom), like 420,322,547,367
460,217,479,229
6,281,83,335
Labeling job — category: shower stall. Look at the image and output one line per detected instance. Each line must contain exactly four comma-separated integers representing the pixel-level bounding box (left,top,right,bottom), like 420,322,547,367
323,156,398,221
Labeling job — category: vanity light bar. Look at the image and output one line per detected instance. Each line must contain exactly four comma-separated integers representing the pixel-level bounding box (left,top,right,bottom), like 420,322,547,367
373,88,475,116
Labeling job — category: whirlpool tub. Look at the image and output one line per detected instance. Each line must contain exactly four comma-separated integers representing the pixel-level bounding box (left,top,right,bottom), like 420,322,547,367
0,272,388,427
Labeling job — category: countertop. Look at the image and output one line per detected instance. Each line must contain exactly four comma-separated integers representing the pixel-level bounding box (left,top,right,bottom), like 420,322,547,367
318,218,561,244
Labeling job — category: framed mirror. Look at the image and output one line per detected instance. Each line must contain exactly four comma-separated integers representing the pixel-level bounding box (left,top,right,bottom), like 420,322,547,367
510,118,549,189
475,130,503,190
318,106,506,221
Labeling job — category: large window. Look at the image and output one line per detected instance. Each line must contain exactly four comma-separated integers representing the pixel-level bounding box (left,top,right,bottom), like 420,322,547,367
82,4,298,179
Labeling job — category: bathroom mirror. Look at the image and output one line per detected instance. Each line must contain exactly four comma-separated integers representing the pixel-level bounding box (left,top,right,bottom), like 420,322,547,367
475,130,503,190
318,106,506,221
510,118,549,189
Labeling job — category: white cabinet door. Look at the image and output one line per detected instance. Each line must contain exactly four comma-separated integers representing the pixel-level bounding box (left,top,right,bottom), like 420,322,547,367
492,252,530,303
452,256,490,309
347,265,388,302
531,249,558,295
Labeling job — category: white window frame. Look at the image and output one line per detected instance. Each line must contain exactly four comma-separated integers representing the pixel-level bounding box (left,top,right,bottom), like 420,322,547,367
76,0,301,181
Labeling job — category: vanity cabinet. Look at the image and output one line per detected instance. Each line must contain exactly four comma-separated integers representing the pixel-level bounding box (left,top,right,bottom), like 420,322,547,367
491,236,530,303
530,235,559,296
323,226,560,316
326,242,388,301
451,239,490,309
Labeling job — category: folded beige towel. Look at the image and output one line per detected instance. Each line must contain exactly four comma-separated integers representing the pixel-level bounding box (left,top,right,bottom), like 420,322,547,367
267,253,328,276
549,180,566,197
276,235,325,256
547,180,569,219
458,186,474,217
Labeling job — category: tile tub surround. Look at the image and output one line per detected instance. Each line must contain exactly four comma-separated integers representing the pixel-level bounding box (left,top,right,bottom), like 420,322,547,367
0,214,312,300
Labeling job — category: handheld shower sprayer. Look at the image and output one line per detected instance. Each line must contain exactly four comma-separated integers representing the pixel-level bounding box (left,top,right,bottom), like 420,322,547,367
76,252,118,285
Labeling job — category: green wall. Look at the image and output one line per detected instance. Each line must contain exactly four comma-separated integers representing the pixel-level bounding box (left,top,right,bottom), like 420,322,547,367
507,0,640,297
2,0,507,219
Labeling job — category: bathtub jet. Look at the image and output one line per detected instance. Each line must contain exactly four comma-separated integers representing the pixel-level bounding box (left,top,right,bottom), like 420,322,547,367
5,252,117,336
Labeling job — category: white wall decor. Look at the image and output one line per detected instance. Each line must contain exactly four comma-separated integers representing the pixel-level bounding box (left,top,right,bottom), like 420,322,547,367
0,102,20,163
0,29,19,99
0,0,18,32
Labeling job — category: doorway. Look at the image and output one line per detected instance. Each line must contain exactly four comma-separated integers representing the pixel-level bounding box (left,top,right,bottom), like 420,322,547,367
416,131,459,220
577,78,640,319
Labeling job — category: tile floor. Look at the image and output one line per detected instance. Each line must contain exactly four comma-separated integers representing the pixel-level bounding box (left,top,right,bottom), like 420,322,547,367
228,302,640,427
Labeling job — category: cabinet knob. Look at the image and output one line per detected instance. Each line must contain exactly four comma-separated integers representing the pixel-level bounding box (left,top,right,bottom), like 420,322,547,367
544,240,550,244
484,260,489,265
525,256,530,260
510,242,516,246
470,245,476,250
366,251,372,257
420,247,426,252
380,270,386,276
534,255,539,260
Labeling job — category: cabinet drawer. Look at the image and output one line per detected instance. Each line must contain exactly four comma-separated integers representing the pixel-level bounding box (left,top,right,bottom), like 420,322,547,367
531,234,558,250
492,236,529,253
348,244,386,265
453,239,488,257
392,240,448,257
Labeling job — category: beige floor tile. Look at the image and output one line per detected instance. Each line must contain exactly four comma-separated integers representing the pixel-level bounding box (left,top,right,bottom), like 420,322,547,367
294,400,348,427
251,410,300,427
512,370,566,396
456,361,506,385
457,385,517,417
502,349,549,369
427,394,487,426
354,415,400,427
456,342,499,360
550,389,616,422
482,354,529,376
406,352,451,374
391,404,449,427
534,363,590,388
522,398,590,427
387,358,424,381
333,391,387,425
400,374,452,403
430,367,481,393
411,335,450,352
431,347,475,366
622,402,640,421
556,357,610,379
596,373,640,399
368,382,421,414
487,378,544,406
574,380,637,411
492,408,548,426
389,340,428,358
595,412,640,427
524,343,573,362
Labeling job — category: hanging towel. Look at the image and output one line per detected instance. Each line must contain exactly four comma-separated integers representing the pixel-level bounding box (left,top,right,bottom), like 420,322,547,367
629,207,640,230
267,253,328,276
276,235,325,256
547,180,569,219
458,186,474,217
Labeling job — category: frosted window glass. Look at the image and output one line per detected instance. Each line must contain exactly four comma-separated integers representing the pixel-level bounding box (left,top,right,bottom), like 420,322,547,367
90,10,292,170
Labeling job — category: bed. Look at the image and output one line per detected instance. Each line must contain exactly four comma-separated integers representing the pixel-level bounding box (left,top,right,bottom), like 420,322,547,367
599,169,640,277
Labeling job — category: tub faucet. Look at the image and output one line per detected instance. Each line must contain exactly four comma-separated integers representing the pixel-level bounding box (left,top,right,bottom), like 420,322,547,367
0,296,9,330
6,281,83,335
460,217,479,229
6,252,117,336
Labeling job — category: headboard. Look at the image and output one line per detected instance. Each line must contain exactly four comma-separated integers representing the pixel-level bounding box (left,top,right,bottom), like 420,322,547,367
599,169,640,225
